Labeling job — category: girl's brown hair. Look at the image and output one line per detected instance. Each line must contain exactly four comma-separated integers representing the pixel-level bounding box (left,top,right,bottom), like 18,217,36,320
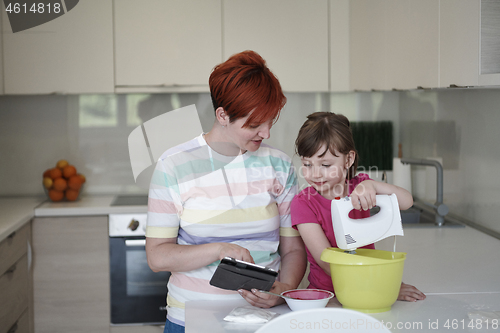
295,111,358,180
209,50,286,127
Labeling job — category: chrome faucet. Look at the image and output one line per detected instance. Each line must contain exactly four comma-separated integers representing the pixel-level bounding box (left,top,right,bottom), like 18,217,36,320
400,158,449,226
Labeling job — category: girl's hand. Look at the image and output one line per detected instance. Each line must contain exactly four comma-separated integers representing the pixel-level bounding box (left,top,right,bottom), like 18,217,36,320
350,180,377,211
238,281,291,308
398,282,426,302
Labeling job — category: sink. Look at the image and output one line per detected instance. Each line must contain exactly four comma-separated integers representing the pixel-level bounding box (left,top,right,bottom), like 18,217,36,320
402,206,465,228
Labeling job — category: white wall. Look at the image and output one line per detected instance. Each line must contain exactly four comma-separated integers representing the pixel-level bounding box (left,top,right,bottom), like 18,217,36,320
1,89,499,233
0,92,399,196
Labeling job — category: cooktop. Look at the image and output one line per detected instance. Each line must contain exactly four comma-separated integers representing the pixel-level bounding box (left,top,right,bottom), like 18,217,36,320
110,195,148,206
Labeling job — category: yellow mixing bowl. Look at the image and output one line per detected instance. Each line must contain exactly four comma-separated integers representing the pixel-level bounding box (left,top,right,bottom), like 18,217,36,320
321,247,406,313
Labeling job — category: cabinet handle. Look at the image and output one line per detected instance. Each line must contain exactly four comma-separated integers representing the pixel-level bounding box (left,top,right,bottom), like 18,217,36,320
7,322,18,333
6,264,17,274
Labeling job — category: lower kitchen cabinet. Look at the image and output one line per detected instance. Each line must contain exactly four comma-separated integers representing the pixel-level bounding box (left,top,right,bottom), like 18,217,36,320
0,222,32,333
110,326,164,333
31,216,109,333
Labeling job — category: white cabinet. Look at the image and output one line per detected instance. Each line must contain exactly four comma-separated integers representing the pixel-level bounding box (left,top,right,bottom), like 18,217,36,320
350,0,439,91
2,0,114,94
478,0,500,85
434,0,500,88
114,0,222,93
350,0,500,90
329,0,350,92
0,223,32,333
223,0,329,92
439,0,480,88
32,216,109,333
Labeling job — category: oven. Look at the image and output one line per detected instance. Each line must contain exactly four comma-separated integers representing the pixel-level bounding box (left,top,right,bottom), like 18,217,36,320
109,213,171,325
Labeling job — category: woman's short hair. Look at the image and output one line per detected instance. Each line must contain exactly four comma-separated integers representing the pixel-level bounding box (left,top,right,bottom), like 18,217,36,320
209,50,286,127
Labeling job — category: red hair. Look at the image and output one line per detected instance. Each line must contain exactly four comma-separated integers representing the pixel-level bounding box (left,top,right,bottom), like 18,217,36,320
209,50,286,127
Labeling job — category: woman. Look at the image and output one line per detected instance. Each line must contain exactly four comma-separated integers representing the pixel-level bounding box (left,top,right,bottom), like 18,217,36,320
146,50,307,332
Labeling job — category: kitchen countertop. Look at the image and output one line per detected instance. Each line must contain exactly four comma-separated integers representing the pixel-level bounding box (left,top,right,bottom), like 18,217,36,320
186,293,500,333
0,195,147,242
0,196,45,241
34,195,147,216
186,226,500,332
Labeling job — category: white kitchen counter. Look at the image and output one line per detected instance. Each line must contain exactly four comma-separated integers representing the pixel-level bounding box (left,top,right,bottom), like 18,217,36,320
0,195,147,242
34,195,147,216
186,226,500,332
0,196,44,241
376,227,500,294
187,293,500,333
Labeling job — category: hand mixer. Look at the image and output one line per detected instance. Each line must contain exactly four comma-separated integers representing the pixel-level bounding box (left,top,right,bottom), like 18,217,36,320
331,194,404,252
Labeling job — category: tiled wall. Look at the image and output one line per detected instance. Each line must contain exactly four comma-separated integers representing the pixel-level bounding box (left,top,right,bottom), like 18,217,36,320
1,89,499,233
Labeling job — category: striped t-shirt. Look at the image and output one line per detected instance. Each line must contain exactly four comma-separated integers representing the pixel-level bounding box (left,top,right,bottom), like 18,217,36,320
146,133,299,326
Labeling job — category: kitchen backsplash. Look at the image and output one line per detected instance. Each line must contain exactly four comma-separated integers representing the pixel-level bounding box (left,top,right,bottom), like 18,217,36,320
0,89,499,233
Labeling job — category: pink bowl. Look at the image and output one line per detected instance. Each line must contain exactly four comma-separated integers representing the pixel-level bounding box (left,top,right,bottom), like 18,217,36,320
281,289,334,311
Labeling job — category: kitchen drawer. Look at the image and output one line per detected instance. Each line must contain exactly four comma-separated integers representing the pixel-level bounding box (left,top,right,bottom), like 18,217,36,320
3,309,29,333
0,255,29,333
0,223,29,276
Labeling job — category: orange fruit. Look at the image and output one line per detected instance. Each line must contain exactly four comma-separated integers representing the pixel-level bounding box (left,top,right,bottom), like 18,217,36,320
56,159,69,169
43,177,53,189
53,177,67,191
78,174,86,183
49,168,62,180
43,168,52,178
63,165,77,178
68,175,83,190
65,189,79,201
48,189,64,202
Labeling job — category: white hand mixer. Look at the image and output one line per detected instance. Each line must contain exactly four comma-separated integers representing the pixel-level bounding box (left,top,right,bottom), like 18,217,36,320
331,194,404,252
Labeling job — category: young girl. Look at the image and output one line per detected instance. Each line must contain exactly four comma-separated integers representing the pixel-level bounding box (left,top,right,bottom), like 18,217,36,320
290,111,426,302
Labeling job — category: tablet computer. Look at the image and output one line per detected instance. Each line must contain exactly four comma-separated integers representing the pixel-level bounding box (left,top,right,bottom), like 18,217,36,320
209,257,278,291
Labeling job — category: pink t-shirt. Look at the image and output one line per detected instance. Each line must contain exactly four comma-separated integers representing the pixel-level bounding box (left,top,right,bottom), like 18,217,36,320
290,173,375,291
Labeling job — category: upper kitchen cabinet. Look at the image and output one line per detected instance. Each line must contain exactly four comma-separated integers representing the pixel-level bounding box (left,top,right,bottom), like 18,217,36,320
479,0,500,85
2,0,114,94
223,0,329,92
350,0,439,91
114,0,222,93
439,0,480,87
441,0,500,88
330,0,350,92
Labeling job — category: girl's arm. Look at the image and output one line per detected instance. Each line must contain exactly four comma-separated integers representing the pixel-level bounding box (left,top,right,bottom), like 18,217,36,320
296,223,332,276
350,180,413,211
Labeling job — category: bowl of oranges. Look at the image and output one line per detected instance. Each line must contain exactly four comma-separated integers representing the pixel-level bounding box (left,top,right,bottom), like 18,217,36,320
43,159,86,202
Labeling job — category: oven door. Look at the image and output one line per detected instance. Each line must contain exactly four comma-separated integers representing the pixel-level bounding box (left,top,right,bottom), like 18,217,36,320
110,236,171,325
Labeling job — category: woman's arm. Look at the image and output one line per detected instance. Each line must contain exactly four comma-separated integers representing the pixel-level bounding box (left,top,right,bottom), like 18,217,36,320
350,180,413,211
146,237,255,272
275,235,308,290
239,235,307,308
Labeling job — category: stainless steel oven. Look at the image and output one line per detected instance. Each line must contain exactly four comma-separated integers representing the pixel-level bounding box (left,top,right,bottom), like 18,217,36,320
109,213,171,325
